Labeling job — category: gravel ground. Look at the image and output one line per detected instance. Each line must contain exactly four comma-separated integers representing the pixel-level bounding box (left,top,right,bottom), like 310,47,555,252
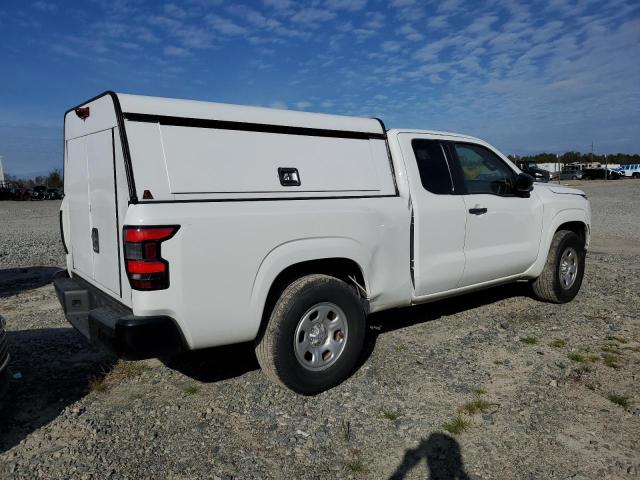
0,180,639,479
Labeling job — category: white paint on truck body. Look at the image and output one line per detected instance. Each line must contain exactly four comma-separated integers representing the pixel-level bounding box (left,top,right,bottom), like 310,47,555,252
61,92,591,351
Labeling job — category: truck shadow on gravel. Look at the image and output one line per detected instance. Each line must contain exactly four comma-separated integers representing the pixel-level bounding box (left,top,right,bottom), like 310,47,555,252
166,282,531,387
361,282,531,368
163,342,260,383
0,267,63,298
0,327,115,453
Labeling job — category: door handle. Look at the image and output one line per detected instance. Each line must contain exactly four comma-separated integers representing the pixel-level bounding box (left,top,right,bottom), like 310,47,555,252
468,207,487,215
91,228,100,253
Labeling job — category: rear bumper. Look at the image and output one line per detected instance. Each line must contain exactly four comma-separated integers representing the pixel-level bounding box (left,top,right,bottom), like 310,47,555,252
53,271,185,359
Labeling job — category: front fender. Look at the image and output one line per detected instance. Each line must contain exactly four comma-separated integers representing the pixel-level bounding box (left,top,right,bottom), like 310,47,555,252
524,208,589,278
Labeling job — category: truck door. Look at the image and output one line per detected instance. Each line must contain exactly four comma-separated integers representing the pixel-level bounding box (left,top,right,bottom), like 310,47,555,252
398,134,467,296
65,129,121,296
451,142,543,286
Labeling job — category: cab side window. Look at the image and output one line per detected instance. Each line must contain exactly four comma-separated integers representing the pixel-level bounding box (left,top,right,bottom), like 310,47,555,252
454,143,515,196
411,139,454,195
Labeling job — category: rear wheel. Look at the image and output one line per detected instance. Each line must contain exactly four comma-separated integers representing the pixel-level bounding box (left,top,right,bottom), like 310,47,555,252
255,274,366,395
532,230,585,303
633,172,640,179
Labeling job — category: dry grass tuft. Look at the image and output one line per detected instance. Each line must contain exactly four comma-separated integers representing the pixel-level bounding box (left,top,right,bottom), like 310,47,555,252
87,361,149,394
442,415,471,435
607,394,630,409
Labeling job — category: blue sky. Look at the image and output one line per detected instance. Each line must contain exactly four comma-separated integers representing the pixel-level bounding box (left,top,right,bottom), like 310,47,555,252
1,0,639,176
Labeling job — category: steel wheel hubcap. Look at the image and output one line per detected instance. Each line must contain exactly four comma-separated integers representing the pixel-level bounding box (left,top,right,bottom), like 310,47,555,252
294,302,348,371
559,247,578,289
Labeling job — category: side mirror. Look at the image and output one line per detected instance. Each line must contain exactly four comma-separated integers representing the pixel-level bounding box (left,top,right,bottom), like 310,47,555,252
516,172,534,195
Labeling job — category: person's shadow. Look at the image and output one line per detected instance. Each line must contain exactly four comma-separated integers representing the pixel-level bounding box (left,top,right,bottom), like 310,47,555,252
389,433,471,480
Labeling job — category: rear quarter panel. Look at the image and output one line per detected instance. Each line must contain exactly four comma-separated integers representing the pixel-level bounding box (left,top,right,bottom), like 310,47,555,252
125,197,410,349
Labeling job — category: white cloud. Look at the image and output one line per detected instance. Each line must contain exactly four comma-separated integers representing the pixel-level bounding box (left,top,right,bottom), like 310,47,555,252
325,0,367,11
363,12,384,29
381,40,402,52
466,14,499,34
391,0,416,6
227,5,281,30
295,101,312,110
206,14,247,35
51,43,80,57
398,24,424,42
290,8,336,24
164,45,190,57
268,100,289,109
262,0,294,12
175,26,215,48
427,15,448,29
437,0,461,13
163,3,188,19
33,1,56,12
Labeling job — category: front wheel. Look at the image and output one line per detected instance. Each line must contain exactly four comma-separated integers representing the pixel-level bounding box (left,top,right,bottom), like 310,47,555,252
255,274,366,395
531,230,585,303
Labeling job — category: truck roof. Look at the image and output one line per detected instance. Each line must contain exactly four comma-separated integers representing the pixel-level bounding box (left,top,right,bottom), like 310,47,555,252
386,128,484,143
116,92,384,136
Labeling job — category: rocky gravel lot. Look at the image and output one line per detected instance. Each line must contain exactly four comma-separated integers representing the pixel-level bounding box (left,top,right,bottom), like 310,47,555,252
0,180,639,479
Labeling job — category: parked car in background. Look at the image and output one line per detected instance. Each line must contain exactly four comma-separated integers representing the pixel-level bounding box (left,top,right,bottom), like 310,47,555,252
55,91,591,394
558,170,584,180
582,168,621,180
31,185,48,200
0,183,16,200
517,161,550,182
13,187,31,201
618,164,640,178
46,188,64,200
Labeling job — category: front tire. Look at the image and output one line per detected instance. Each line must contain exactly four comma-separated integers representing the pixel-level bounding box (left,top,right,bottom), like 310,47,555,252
531,230,585,303
255,274,366,395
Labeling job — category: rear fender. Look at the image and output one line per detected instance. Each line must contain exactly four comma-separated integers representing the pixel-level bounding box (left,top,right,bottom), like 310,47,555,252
249,237,370,334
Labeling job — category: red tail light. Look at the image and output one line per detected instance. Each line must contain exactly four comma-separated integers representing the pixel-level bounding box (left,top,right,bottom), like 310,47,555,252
123,226,179,290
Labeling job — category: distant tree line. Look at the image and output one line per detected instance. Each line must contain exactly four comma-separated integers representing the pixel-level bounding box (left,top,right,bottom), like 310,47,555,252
6,169,63,189
507,152,640,165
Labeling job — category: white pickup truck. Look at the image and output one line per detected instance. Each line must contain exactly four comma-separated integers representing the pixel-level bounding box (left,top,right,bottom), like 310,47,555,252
54,92,591,394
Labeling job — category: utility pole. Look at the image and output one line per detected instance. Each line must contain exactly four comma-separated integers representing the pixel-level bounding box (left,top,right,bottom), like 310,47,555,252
605,154,608,180
557,153,561,184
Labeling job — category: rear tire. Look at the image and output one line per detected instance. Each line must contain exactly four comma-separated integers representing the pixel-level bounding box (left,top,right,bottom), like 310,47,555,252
255,274,366,395
532,230,585,303
633,172,640,179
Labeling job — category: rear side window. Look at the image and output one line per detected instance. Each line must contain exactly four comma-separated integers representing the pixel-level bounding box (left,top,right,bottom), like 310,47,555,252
454,143,515,196
411,140,453,194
